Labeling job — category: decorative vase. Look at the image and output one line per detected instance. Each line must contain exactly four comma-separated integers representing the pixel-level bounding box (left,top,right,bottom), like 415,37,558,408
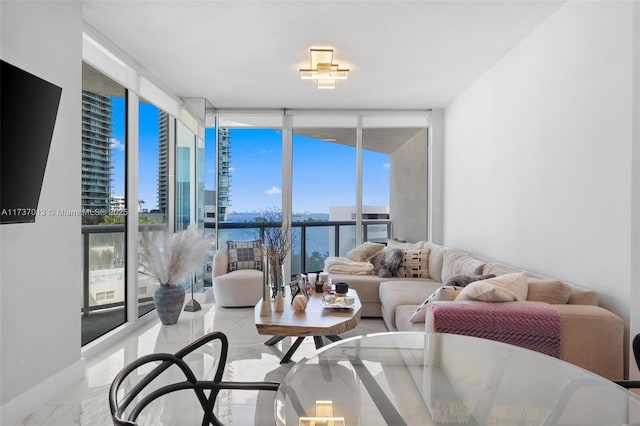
154,284,185,325
275,286,285,313
275,262,285,313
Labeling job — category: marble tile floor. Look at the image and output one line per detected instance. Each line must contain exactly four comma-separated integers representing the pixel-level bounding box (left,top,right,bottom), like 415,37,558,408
21,302,387,426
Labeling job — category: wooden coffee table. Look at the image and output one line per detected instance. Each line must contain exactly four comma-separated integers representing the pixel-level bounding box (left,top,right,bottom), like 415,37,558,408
254,288,362,363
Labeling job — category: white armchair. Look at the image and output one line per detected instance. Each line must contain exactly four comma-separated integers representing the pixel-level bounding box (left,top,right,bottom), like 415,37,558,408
212,248,264,307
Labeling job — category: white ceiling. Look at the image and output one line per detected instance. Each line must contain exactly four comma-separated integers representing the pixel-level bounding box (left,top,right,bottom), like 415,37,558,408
83,0,565,110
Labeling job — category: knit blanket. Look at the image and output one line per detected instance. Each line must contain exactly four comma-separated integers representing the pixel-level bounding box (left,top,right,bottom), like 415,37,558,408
429,301,561,358
324,257,374,275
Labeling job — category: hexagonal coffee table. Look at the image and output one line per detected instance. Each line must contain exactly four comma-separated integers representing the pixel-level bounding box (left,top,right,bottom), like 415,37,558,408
254,288,362,363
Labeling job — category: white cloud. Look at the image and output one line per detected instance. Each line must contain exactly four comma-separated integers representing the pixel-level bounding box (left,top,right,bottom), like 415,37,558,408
228,166,235,173
110,138,125,151
383,163,391,169
265,186,282,195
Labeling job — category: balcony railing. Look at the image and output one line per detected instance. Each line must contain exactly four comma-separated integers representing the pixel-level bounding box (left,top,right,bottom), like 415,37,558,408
81,219,391,316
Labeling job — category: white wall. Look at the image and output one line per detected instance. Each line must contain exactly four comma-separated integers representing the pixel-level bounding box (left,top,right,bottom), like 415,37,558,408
0,2,84,424
444,1,636,322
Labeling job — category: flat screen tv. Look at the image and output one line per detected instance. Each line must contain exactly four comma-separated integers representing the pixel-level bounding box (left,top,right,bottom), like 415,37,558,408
1,59,62,224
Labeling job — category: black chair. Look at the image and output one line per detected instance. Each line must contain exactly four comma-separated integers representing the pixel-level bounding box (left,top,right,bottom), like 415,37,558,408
109,331,280,426
614,334,640,389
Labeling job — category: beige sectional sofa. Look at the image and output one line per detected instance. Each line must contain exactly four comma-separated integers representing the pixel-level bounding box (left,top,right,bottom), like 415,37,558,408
326,240,624,380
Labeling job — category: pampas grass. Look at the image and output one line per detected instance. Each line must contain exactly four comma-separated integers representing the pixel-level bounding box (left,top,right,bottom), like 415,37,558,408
140,226,212,286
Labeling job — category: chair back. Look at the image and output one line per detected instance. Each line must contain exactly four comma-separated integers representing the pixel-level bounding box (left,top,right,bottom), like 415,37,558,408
109,331,279,425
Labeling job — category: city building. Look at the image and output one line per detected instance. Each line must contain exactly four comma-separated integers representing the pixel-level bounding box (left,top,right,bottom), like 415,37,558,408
157,110,169,214
217,128,231,222
80,91,111,212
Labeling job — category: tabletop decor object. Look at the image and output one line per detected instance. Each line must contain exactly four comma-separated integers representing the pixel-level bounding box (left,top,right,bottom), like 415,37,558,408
140,226,211,325
258,207,293,291
275,259,285,313
260,249,272,317
293,295,308,312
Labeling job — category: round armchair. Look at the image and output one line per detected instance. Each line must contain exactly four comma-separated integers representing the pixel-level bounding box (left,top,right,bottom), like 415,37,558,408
212,248,264,307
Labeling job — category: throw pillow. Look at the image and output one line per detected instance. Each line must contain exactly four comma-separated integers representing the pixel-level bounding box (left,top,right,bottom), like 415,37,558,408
387,239,425,250
526,278,571,304
378,249,403,278
409,286,461,323
367,248,387,273
455,272,528,302
226,240,263,272
397,248,430,278
346,242,385,262
443,273,496,288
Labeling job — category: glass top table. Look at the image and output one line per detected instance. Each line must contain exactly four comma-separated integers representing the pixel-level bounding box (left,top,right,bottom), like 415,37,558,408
275,332,640,425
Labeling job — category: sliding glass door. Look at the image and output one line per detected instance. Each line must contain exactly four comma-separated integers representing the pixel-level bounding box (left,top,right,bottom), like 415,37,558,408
81,62,128,345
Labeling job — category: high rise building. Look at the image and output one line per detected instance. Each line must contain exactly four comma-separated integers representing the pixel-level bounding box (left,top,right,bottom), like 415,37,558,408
217,128,231,221
81,91,112,212
157,110,169,214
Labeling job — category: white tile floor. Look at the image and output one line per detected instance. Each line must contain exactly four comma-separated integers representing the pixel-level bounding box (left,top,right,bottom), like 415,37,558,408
21,303,387,426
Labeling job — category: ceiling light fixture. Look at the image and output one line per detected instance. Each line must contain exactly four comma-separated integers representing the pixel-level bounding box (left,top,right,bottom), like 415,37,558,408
300,48,349,90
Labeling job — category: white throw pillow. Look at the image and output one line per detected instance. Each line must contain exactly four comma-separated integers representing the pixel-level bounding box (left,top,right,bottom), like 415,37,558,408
455,272,528,302
409,286,461,323
346,242,385,262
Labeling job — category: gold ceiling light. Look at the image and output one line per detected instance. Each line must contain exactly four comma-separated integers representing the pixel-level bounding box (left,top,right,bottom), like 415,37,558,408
300,48,349,89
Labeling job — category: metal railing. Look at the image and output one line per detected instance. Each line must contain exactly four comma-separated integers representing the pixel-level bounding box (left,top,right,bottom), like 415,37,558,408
207,219,391,273
81,220,391,316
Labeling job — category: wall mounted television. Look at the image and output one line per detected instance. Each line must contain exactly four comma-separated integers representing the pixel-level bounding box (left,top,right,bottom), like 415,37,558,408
1,59,62,224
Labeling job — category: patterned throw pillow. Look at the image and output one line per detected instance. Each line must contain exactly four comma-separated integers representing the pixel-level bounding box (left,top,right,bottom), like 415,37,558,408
409,286,461,323
397,248,430,278
227,240,263,272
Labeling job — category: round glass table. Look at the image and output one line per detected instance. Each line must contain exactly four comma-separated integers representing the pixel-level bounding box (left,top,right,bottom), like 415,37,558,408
275,332,640,425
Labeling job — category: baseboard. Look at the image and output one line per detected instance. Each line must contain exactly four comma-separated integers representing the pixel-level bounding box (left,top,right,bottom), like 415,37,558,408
0,359,85,426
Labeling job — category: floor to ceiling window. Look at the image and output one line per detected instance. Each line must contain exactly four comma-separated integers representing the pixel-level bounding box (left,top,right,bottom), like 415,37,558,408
292,127,357,273
214,115,284,250
137,99,169,317
81,62,128,345
207,112,429,279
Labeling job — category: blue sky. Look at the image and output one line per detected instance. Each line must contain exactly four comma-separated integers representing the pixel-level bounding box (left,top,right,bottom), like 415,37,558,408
111,100,390,213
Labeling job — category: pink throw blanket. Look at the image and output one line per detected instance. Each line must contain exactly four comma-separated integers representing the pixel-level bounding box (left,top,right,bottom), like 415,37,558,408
429,301,561,358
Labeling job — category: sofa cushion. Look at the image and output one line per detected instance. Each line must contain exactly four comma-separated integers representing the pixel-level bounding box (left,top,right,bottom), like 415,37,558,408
456,272,528,302
424,242,447,282
346,242,385,262
482,262,523,277
396,305,425,332
441,250,486,284
387,239,425,250
409,285,461,323
397,248,430,278
226,240,263,272
379,280,441,330
568,287,599,306
443,273,496,287
526,278,571,304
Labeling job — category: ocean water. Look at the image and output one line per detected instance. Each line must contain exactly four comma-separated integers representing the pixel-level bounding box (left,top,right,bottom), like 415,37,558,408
219,212,338,268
